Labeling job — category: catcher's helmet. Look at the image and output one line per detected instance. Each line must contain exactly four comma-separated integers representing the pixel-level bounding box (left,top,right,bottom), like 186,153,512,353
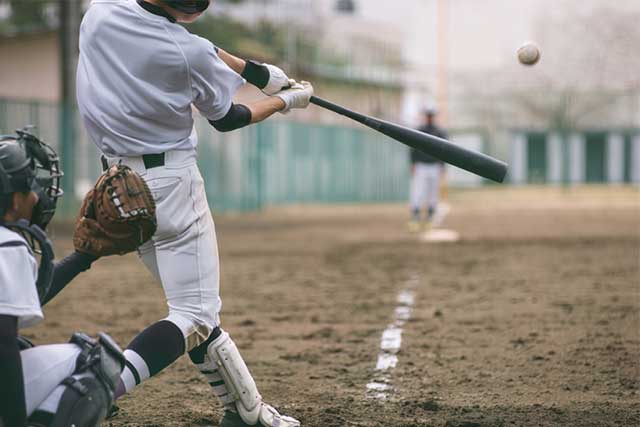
0,128,63,230
0,128,61,303
160,0,210,14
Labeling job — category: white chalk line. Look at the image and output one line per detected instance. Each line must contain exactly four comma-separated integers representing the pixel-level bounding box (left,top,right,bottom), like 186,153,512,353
366,276,418,400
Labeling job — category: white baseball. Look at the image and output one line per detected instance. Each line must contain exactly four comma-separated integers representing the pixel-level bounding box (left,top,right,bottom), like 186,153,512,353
517,42,540,66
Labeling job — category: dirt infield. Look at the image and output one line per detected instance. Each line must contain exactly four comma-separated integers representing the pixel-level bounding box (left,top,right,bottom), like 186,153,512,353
35,186,639,427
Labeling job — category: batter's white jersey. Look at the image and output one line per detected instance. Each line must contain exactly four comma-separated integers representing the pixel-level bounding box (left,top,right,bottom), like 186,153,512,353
77,0,242,353
0,226,43,329
77,0,245,156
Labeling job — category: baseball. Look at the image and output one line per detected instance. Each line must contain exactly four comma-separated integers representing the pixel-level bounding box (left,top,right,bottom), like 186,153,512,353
517,42,540,66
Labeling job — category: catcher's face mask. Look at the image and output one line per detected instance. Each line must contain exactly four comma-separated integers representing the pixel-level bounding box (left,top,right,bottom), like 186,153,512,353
162,0,210,14
18,129,64,230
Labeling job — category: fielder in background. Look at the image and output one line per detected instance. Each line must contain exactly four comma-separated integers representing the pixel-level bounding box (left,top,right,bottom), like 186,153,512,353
73,1,312,426
408,106,448,232
0,130,126,427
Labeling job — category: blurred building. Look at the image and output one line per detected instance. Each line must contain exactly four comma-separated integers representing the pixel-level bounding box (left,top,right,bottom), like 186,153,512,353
0,31,59,102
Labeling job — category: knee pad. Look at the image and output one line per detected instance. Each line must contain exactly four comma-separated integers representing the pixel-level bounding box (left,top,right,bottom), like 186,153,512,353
45,332,125,427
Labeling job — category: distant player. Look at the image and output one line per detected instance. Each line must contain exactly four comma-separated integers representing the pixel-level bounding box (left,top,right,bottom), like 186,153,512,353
72,1,312,426
408,106,448,232
0,130,125,427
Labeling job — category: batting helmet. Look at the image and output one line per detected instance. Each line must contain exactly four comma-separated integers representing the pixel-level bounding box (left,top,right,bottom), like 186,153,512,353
160,0,210,14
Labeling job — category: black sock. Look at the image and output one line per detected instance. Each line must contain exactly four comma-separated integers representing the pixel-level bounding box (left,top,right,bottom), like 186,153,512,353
118,320,185,395
188,326,221,364
411,208,420,220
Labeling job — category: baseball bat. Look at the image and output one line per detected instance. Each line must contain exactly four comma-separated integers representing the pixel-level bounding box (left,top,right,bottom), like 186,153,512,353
309,96,508,183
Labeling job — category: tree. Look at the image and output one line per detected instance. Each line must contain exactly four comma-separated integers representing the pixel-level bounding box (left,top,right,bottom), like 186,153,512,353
0,0,55,34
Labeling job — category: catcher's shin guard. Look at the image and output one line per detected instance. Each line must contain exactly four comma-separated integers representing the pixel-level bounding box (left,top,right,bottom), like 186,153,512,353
35,332,125,427
207,331,300,427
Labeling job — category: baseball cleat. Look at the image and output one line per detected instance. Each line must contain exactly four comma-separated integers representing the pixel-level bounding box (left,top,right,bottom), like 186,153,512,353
220,411,250,427
220,405,301,427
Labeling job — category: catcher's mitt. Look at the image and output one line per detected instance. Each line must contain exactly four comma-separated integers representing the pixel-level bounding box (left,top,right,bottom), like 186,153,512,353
73,165,156,256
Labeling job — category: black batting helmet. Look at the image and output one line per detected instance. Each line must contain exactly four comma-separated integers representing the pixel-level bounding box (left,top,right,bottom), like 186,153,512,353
161,0,210,14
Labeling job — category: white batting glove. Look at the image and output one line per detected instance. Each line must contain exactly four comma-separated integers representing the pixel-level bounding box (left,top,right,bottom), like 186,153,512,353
262,64,291,95
276,81,314,113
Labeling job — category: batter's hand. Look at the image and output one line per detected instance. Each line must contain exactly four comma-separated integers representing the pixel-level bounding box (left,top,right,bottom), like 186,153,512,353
262,64,291,95
276,81,314,113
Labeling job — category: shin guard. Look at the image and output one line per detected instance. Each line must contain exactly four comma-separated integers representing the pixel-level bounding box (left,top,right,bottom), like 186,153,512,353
207,331,261,424
35,333,125,427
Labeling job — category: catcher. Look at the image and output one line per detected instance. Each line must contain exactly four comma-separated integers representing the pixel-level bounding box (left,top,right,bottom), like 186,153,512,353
0,129,156,427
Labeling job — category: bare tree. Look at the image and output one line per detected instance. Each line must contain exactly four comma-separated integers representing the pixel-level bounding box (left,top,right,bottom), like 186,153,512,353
455,2,640,132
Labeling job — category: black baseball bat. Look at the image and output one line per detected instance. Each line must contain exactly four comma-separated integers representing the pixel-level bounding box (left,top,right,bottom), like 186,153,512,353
309,96,508,183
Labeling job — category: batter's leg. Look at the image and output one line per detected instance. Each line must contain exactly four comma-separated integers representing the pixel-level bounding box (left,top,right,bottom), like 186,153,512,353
114,163,221,398
189,329,300,427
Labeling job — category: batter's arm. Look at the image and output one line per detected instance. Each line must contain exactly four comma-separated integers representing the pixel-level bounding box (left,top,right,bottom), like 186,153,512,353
209,97,285,133
216,49,246,74
247,97,286,123
217,48,291,96
211,81,312,133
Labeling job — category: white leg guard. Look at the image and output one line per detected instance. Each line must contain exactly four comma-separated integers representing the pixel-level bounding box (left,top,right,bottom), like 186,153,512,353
207,331,261,425
207,331,300,427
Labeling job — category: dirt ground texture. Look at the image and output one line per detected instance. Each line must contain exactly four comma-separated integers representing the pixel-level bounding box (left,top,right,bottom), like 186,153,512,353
34,186,639,427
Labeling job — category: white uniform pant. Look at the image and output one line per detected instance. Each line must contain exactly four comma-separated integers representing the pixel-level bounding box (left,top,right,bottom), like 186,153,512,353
105,149,221,351
21,344,81,417
410,162,442,212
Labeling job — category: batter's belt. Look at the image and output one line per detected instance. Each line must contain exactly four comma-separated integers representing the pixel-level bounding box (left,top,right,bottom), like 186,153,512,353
100,149,197,173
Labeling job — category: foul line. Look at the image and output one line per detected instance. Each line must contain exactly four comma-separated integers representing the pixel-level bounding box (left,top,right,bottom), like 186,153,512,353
366,275,418,400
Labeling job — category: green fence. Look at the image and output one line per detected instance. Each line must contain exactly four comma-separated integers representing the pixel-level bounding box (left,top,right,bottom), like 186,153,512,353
1,98,410,216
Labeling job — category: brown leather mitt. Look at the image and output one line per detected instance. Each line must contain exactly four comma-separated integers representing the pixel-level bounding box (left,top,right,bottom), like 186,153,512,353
73,165,157,256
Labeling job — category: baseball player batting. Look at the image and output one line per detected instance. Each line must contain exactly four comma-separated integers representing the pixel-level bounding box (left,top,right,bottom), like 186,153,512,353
73,1,312,426
0,130,130,427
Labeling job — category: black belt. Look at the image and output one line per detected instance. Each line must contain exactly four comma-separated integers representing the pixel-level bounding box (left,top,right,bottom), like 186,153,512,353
100,153,165,171
142,153,165,169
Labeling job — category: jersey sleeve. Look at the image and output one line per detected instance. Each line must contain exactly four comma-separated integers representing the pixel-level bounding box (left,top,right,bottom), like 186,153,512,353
187,37,246,121
0,245,43,329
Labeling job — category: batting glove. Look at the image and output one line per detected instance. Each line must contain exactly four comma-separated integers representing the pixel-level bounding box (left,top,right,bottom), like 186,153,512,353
276,81,314,113
262,64,291,96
